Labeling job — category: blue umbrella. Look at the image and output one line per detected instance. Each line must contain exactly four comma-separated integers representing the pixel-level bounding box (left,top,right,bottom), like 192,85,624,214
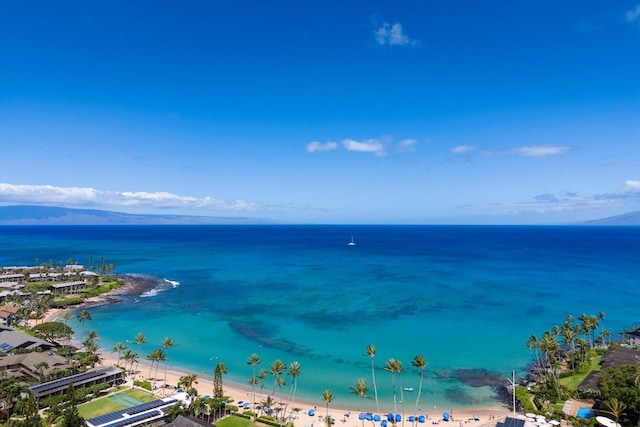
359,413,366,420
309,410,316,416
443,412,450,421
381,421,388,427
409,416,415,422
374,415,381,422
387,414,395,421
395,414,402,422
418,415,426,423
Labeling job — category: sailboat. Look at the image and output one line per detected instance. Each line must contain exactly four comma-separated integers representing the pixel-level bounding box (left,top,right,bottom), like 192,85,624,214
348,236,356,246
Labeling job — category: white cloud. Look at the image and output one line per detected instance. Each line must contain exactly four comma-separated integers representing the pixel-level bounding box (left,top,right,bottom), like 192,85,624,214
0,183,262,213
342,138,387,156
462,182,640,216
374,22,417,46
513,145,570,157
396,139,417,152
451,145,477,154
625,180,640,191
626,4,640,23
306,141,338,153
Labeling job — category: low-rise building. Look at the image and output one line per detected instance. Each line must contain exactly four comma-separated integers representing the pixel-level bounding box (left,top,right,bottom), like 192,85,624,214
28,366,125,401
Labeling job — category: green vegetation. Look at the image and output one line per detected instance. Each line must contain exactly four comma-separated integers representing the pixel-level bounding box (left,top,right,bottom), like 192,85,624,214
523,313,640,426
216,415,274,427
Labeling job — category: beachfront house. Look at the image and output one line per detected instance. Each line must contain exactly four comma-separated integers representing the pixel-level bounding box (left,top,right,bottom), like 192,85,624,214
0,305,19,326
628,328,640,347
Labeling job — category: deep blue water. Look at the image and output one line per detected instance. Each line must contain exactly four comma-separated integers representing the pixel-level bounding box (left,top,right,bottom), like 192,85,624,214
1,225,639,411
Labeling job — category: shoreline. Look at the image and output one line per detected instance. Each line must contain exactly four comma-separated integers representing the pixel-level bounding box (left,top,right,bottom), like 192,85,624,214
40,303,509,427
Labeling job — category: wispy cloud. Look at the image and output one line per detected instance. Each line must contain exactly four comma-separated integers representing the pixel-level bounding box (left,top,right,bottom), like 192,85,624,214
451,145,477,154
626,4,640,24
342,138,387,156
513,145,570,157
374,22,418,46
306,141,338,153
462,180,640,216
0,183,264,213
396,139,417,152
479,145,571,157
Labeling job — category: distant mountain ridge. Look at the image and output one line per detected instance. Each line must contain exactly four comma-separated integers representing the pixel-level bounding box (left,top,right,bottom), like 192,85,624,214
0,205,638,225
581,210,640,226
0,205,269,225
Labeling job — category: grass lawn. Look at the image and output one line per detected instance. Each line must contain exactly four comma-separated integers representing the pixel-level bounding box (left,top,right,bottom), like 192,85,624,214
78,387,158,419
559,354,602,391
216,415,275,427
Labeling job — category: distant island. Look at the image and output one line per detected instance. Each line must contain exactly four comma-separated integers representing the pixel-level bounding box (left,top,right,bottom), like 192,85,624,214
0,205,639,225
0,205,271,225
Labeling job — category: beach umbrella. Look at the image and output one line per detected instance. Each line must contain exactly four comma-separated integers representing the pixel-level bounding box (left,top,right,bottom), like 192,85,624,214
367,414,374,421
382,421,388,427
374,415,381,422
596,416,621,427
309,410,316,416
443,412,450,421
396,414,402,422
418,416,426,423
409,416,415,422
359,413,366,420
387,414,395,421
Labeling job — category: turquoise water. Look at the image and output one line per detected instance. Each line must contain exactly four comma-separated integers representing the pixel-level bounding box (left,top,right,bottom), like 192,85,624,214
1,225,639,411
576,407,594,419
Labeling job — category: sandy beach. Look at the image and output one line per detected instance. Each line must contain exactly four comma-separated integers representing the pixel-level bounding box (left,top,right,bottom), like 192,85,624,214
40,308,509,427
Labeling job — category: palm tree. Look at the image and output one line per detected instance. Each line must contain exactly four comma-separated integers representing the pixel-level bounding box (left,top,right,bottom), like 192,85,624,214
161,336,177,396
146,348,165,385
77,309,91,342
247,353,261,407
385,358,402,413
411,354,428,411
288,361,302,414
598,311,606,346
560,325,577,391
322,389,335,427
366,344,380,413
178,373,199,391
602,397,626,424
525,335,542,370
112,342,127,366
213,362,228,399
270,359,286,396
35,361,49,381
258,368,268,394
350,378,369,421
133,332,147,378
61,311,72,346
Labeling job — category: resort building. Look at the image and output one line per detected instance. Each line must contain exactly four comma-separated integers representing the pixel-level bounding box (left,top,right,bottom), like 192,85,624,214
0,351,70,380
0,325,57,352
28,366,125,401
577,347,640,393
85,395,183,427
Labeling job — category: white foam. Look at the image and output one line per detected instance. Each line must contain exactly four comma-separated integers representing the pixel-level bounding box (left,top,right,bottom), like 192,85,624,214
164,278,180,288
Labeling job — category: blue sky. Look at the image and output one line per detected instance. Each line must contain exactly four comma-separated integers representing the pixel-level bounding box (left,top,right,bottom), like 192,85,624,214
1,0,639,224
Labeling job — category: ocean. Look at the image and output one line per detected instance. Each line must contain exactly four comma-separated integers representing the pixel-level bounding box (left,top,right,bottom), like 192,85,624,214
1,225,639,412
